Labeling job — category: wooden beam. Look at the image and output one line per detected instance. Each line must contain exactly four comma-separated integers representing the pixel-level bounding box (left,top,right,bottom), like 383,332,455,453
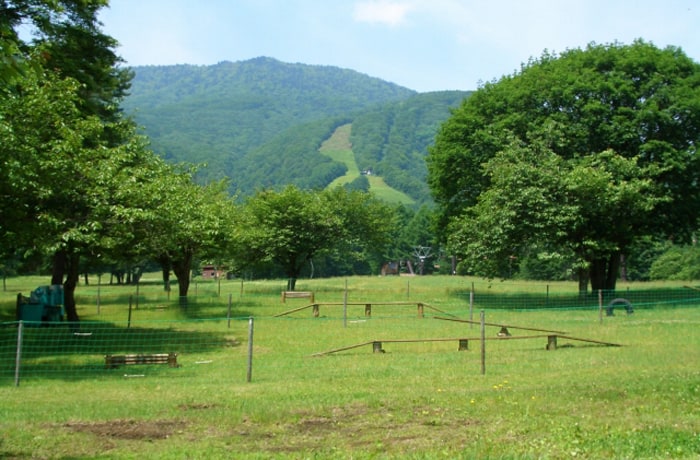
434,316,567,335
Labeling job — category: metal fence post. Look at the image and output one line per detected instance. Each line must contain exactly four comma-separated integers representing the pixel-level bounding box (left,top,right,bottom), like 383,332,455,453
246,317,254,382
14,321,24,387
480,310,486,375
227,293,233,329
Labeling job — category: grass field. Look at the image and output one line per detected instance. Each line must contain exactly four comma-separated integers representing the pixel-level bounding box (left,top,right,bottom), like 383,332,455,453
1,274,698,459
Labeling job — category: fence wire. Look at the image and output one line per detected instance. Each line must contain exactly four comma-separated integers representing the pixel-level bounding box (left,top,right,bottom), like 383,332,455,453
2,284,699,386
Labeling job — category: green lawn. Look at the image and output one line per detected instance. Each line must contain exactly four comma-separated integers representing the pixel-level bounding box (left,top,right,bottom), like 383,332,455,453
0,275,698,459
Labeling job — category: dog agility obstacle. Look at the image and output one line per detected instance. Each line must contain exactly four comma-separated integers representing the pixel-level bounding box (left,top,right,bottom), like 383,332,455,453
275,301,452,318
311,316,620,356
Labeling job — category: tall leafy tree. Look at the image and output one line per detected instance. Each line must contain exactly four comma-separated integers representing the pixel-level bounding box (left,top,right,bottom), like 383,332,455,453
0,69,155,320
447,140,667,292
0,0,155,320
3,0,131,120
144,171,238,304
234,186,394,289
428,40,700,292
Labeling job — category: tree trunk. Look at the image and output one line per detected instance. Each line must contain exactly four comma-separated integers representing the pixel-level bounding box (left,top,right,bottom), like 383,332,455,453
577,266,589,296
51,249,80,323
605,254,620,292
162,266,171,291
63,253,80,323
172,252,193,306
589,252,620,296
284,256,301,291
619,254,628,282
158,255,172,291
51,250,66,287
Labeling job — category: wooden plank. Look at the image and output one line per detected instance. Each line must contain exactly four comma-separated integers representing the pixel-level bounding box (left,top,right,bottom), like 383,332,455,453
308,301,423,306
105,353,178,368
558,335,622,347
276,301,440,317
434,316,567,335
311,333,620,356
310,341,374,357
311,335,551,356
377,335,553,345
281,291,314,303
422,303,458,317
274,303,316,317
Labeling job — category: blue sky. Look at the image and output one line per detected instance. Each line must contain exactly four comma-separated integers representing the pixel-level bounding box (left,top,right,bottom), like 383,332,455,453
99,0,700,92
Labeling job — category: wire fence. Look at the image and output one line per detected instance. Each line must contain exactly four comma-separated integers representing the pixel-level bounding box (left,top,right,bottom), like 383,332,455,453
2,283,699,386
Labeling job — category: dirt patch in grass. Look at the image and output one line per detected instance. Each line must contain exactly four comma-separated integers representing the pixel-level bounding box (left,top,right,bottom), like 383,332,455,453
178,402,219,411
63,419,186,440
232,402,482,455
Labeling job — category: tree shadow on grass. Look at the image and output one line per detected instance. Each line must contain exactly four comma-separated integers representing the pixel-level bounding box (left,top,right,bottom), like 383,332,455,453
173,299,258,321
447,287,700,311
0,319,243,383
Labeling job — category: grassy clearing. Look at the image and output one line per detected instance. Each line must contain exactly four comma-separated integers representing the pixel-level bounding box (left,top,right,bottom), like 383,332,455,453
320,124,360,188
1,275,699,459
367,175,415,205
319,124,415,205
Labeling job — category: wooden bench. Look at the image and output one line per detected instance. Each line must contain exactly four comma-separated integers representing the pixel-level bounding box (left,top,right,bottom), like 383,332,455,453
105,352,178,369
281,291,314,303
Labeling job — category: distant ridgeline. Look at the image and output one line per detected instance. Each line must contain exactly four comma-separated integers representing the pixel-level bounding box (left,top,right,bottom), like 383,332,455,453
123,57,471,205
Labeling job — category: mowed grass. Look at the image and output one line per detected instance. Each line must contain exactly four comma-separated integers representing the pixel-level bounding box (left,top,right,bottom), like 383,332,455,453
320,124,360,188
320,124,415,205
1,275,699,459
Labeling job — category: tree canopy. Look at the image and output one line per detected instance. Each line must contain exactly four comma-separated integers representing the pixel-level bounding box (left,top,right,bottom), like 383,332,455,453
0,0,230,318
428,40,700,292
233,185,395,289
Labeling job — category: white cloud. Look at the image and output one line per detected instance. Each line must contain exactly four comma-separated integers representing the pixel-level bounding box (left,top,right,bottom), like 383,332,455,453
353,0,414,26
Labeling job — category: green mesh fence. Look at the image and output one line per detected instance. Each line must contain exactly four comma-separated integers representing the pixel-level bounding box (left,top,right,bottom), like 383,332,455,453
452,287,700,312
2,283,699,385
0,318,247,385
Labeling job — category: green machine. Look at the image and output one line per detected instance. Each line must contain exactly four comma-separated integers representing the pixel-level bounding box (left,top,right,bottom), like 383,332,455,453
16,285,65,324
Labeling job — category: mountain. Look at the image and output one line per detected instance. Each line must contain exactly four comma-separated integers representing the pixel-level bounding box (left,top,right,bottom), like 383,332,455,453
122,57,470,204
349,91,470,203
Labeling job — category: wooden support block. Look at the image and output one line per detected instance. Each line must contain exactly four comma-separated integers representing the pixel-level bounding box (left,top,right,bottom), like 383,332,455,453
497,326,512,337
417,303,424,318
458,339,469,351
372,341,384,353
312,304,320,317
365,303,372,317
546,335,557,350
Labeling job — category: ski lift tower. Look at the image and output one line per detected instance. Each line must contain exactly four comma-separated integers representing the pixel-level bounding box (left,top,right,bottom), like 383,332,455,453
413,246,432,275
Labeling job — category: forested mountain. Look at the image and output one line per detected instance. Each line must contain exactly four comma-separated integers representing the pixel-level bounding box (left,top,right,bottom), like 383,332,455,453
122,57,470,204
350,91,469,203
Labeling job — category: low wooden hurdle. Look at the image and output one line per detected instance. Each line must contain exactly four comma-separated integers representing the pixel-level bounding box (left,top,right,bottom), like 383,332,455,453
281,291,314,303
311,317,621,356
312,334,620,356
105,352,179,369
275,301,451,318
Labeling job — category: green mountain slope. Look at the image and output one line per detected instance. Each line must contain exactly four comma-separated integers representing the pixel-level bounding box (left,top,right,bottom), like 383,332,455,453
124,57,415,177
122,57,470,204
350,91,470,203
320,124,414,205
320,124,359,188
